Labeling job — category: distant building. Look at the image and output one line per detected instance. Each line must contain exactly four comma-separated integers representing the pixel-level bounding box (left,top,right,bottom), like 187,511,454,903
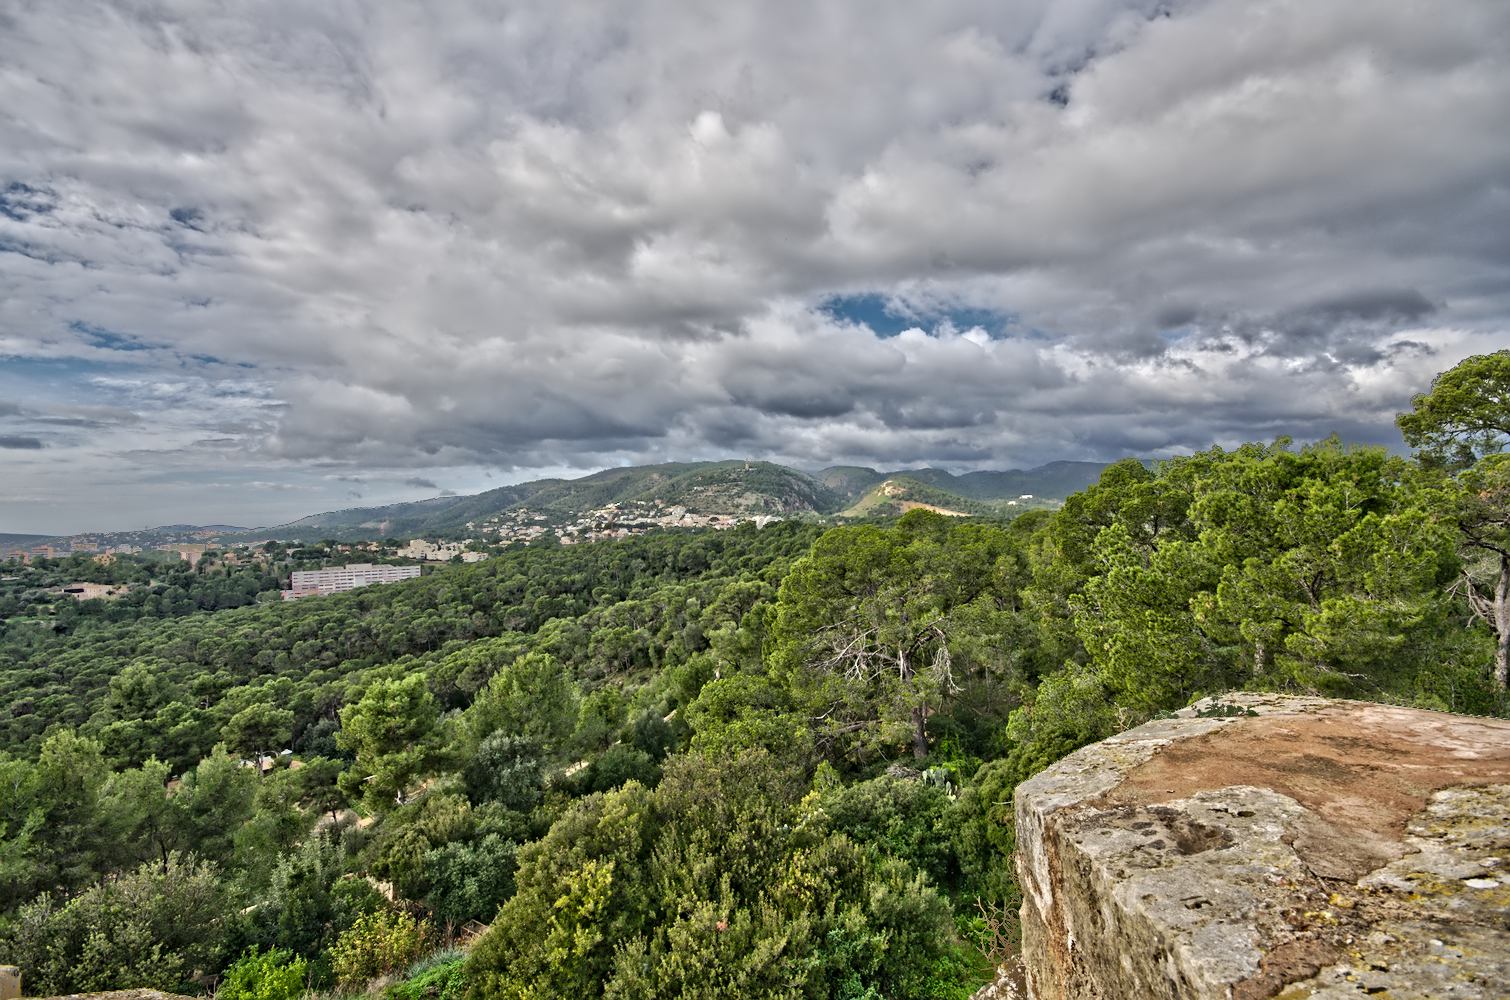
159,542,209,567
398,538,463,561
282,563,421,600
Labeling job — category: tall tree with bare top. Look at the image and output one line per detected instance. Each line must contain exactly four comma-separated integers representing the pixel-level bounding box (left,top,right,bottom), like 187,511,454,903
1399,350,1510,691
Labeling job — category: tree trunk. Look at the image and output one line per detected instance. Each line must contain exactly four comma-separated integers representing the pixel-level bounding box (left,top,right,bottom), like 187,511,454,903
1495,554,1509,692
911,704,928,760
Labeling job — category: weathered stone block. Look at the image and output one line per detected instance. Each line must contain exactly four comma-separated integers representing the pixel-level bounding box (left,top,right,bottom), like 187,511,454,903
1015,694,1510,999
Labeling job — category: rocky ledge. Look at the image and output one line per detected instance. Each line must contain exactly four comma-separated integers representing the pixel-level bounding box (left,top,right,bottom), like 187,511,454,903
1014,694,1510,999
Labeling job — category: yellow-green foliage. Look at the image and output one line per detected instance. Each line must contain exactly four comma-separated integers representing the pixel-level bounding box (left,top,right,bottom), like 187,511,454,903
330,909,431,992
218,947,308,1000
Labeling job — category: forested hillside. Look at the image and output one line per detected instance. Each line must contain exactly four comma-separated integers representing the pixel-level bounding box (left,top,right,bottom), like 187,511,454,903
816,461,1109,506
837,475,1014,518
249,462,843,541
1,355,1506,1000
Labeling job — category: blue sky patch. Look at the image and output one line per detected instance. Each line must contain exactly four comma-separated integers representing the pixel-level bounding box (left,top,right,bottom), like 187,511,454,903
69,320,160,352
0,181,57,221
821,293,1012,338
0,356,124,378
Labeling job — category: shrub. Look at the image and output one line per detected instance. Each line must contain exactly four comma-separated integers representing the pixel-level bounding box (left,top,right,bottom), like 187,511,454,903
218,947,308,1000
328,909,430,992
423,834,517,925
0,853,229,995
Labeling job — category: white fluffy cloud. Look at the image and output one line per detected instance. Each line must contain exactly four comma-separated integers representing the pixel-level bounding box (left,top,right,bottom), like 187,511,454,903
1,0,1508,531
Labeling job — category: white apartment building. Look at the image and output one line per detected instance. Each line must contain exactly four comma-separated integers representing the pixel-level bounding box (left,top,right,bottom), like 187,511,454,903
282,563,421,599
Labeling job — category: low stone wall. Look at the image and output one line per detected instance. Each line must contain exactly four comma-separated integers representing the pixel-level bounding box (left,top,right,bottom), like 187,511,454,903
1014,694,1510,999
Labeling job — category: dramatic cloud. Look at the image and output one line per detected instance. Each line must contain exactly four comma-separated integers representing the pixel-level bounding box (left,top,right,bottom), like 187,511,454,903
1,0,1507,531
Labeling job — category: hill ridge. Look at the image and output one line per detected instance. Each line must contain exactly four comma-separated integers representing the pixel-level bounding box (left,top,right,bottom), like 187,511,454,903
235,459,1114,541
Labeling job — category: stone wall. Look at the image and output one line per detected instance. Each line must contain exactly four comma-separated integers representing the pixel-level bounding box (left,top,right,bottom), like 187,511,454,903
1014,694,1510,999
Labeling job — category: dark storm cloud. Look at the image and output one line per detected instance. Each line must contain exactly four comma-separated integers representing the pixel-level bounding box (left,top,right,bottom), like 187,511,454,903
1311,290,1438,325
404,477,440,490
0,436,44,450
2,0,1509,531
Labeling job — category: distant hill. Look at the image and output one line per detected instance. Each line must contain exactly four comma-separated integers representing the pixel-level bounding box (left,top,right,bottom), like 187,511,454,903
838,476,990,518
0,532,57,554
817,460,1111,506
239,458,1118,541
0,532,55,545
834,470,1092,520
815,466,892,504
945,461,1118,500
253,484,546,541
242,461,847,541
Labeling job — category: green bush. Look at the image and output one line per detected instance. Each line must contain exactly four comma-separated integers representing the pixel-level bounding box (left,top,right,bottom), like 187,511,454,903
423,834,518,925
329,909,431,992
218,947,308,1000
0,853,229,995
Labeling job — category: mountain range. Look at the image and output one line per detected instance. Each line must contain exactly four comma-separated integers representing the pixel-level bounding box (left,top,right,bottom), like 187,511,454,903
241,459,1112,541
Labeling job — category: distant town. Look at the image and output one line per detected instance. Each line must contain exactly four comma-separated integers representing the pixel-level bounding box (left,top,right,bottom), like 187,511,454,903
472,499,783,545
2,498,785,565
0,502,797,621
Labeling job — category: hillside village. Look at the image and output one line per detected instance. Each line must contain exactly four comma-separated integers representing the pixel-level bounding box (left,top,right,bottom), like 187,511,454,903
0,500,803,628
472,499,785,545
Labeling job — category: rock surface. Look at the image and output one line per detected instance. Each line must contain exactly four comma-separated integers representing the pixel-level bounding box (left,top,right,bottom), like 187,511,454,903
1014,694,1510,999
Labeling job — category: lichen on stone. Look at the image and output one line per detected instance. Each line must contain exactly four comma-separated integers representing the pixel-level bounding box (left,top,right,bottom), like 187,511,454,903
1015,695,1510,1000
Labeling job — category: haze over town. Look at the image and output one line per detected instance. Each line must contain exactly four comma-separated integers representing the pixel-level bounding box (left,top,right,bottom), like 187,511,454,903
4,0,1509,533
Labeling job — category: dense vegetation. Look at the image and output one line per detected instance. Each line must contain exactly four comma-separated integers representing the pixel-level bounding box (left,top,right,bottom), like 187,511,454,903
0,540,458,653
0,551,284,633
1,354,1506,999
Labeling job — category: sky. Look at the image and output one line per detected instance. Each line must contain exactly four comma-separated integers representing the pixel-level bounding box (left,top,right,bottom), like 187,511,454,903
2,0,1508,534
